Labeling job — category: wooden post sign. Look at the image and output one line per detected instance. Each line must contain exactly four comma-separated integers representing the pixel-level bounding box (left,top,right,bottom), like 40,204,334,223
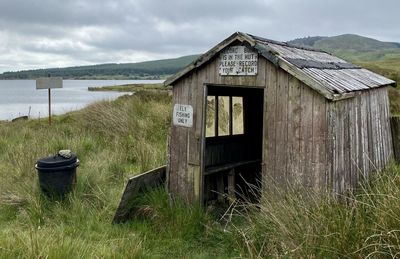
36,77,63,125
173,104,193,128
219,46,258,76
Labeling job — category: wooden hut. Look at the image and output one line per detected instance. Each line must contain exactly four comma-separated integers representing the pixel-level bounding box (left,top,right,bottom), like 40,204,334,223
165,32,396,204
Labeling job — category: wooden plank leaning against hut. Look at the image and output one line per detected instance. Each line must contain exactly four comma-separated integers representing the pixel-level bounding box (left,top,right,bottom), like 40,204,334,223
165,32,396,205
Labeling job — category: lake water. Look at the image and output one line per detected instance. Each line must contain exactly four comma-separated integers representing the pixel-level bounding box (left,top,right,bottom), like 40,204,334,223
0,80,163,121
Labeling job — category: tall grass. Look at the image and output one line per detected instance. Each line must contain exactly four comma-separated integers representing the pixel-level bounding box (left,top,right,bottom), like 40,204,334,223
226,164,400,258
0,91,239,258
0,92,162,257
1,90,400,257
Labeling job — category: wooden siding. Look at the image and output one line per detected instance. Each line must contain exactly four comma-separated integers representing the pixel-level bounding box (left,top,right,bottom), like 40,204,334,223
169,71,203,203
169,56,268,202
328,87,393,193
264,63,329,191
169,50,393,202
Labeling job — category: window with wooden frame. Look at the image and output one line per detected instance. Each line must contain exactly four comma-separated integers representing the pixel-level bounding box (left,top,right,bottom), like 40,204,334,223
206,95,244,137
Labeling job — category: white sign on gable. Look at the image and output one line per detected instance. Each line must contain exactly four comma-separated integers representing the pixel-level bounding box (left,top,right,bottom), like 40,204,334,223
173,104,193,128
219,46,258,76
36,77,63,89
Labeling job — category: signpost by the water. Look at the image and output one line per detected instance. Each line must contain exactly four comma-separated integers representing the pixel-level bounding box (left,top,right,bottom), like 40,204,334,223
36,76,63,125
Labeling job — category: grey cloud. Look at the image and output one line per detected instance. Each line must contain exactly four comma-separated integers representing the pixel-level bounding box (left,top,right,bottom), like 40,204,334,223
135,0,273,23
0,0,131,26
0,0,398,72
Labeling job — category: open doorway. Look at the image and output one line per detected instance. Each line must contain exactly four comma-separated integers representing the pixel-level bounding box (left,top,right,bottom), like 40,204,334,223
203,85,264,204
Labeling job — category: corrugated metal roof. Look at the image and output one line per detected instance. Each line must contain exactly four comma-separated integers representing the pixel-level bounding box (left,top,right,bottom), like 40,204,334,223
249,34,395,94
165,32,396,100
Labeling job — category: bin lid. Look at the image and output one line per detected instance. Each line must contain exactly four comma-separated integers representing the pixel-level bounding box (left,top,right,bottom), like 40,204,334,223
36,153,77,168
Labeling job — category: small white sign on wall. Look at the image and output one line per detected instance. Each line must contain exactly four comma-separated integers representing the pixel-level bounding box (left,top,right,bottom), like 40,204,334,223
173,104,193,128
219,46,258,76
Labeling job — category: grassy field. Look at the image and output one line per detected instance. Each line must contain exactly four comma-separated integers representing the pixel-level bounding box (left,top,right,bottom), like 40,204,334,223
1,89,400,257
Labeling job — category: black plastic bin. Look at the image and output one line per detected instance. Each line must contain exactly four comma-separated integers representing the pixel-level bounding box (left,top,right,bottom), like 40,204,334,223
35,153,79,197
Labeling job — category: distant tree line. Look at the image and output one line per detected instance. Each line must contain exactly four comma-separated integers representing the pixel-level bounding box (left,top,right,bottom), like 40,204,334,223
0,54,200,80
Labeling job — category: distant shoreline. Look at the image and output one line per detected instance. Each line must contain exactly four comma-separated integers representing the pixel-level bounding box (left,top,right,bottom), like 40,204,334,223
0,84,169,123
0,79,135,121
88,83,169,92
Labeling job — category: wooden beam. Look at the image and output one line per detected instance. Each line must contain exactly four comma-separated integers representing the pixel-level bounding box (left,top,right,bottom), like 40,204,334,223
204,159,261,176
229,96,233,135
215,95,219,137
390,116,400,163
331,92,356,101
227,169,235,203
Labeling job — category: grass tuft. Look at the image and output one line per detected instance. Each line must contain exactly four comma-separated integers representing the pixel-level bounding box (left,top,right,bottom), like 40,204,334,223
224,164,400,257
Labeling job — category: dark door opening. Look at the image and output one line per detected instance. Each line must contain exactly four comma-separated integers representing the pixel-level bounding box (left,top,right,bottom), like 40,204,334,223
203,85,264,204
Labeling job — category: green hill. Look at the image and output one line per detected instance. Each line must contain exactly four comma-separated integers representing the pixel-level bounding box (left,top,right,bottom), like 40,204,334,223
288,34,400,83
0,54,200,80
288,34,400,63
289,34,400,52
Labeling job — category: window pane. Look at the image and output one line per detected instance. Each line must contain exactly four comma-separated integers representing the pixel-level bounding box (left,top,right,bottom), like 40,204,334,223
218,96,230,136
232,97,244,135
206,96,216,137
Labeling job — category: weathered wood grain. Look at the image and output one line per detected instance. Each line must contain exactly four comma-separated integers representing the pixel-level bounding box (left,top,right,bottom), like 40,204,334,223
384,89,393,161
343,100,351,192
275,69,289,185
113,166,166,224
300,84,314,188
261,63,268,190
358,95,366,176
326,103,334,190
312,91,327,191
168,43,393,203
265,62,277,183
391,116,400,162
169,82,182,194
188,71,200,166
287,76,302,185
360,91,370,179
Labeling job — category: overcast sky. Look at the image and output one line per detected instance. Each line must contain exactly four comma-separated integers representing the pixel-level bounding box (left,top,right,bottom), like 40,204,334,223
0,0,398,73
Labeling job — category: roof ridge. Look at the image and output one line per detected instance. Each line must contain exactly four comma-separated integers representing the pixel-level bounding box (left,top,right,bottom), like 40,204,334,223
243,32,332,54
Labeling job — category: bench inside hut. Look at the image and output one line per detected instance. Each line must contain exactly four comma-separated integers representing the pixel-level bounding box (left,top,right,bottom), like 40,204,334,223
204,85,263,203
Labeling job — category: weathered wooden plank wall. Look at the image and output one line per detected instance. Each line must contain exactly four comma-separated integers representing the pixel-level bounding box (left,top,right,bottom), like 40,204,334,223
264,60,329,191
169,44,393,202
169,53,268,202
169,73,199,202
328,87,393,193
